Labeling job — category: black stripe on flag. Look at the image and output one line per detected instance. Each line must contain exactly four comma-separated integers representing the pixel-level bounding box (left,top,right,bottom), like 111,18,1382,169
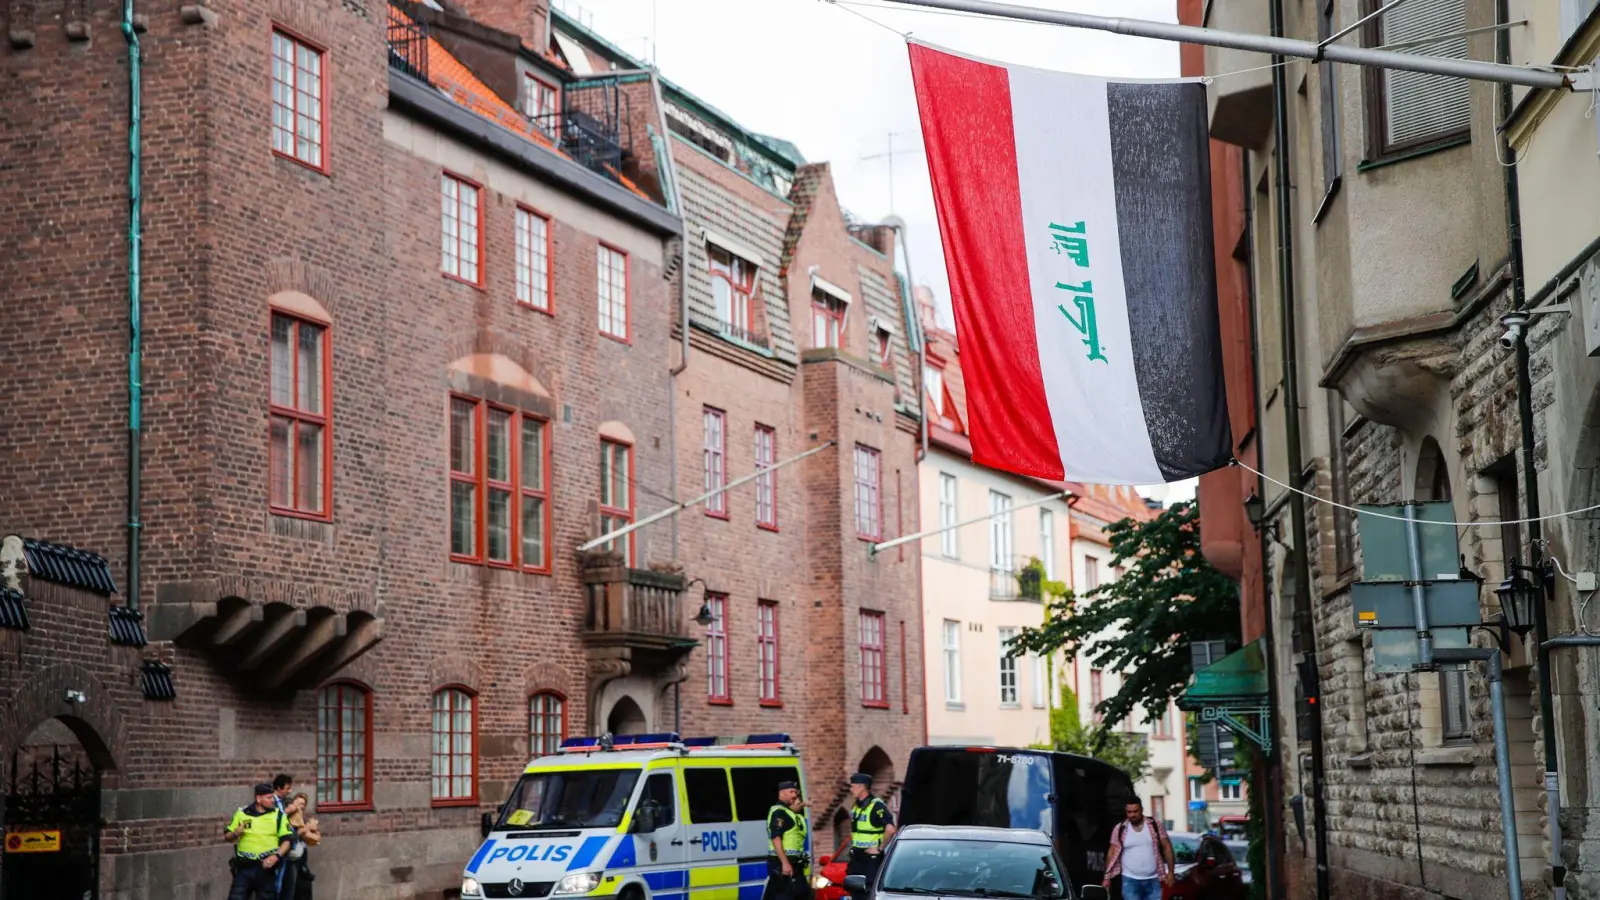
1105,81,1234,482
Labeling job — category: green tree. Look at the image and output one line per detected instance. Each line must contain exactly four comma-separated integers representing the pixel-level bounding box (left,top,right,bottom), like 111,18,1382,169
1008,500,1240,729
1027,684,1151,781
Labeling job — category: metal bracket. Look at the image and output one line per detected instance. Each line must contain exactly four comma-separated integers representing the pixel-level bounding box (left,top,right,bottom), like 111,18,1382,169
1198,704,1273,754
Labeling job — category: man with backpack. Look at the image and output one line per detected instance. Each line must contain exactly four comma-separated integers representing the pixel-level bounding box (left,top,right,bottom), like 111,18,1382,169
224,782,295,900
1101,799,1174,900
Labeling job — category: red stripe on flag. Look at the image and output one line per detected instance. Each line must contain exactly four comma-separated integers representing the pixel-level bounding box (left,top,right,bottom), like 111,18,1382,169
908,44,1063,481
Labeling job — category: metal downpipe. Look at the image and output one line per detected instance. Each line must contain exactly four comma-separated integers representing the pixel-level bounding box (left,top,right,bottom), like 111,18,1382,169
123,0,143,612
1268,0,1328,895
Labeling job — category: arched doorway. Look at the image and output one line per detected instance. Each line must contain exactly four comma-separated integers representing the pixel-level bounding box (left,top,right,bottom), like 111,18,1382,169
607,696,647,735
2,718,104,900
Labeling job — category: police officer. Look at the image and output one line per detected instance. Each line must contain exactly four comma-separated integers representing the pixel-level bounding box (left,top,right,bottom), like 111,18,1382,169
224,782,295,900
764,780,810,900
844,773,895,899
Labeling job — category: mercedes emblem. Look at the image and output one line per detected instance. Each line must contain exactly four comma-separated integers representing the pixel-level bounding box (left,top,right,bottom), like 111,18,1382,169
508,878,525,897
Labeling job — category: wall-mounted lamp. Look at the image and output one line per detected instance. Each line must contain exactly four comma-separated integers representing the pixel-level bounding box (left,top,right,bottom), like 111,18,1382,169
684,577,715,627
1243,491,1265,529
1495,557,1553,636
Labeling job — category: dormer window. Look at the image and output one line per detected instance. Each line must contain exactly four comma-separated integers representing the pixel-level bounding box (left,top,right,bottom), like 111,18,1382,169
524,74,559,137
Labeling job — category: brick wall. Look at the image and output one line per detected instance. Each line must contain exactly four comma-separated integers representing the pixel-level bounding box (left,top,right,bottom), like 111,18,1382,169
0,2,678,897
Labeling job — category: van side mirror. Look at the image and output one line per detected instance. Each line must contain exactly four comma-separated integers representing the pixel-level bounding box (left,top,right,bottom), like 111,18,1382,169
1079,887,1108,900
843,875,869,895
481,812,495,839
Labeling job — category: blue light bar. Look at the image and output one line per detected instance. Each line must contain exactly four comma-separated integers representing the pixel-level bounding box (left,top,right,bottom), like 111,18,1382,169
560,737,602,749
614,733,681,746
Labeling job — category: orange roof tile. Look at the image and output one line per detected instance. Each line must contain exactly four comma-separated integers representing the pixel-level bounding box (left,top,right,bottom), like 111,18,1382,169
422,36,560,153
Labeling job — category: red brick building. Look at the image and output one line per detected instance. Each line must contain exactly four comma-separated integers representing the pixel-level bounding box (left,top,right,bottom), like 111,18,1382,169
0,1,922,897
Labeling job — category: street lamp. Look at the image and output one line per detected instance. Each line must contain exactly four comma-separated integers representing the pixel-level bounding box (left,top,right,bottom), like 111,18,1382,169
1495,559,1550,637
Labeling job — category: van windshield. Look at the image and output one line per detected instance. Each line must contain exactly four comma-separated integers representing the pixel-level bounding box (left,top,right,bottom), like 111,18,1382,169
880,839,1065,898
496,768,641,830
898,750,1054,833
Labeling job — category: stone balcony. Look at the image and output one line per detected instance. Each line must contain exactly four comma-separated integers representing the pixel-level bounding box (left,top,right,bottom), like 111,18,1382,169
579,552,693,662
1203,0,1275,148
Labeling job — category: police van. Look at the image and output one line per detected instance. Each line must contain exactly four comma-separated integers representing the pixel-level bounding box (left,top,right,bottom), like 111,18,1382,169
462,733,808,900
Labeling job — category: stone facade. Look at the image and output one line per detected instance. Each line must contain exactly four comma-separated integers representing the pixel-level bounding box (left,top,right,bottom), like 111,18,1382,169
0,2,923,898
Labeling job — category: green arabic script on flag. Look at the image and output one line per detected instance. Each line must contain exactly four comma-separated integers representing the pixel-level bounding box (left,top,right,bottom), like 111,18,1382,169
1049,221,1107,364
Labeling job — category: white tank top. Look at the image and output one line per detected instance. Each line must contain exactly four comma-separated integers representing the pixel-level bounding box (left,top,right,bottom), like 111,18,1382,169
1119,822,1159,880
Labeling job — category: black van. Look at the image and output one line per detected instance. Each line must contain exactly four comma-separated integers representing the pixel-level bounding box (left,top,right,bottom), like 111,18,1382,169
897,746,1138,892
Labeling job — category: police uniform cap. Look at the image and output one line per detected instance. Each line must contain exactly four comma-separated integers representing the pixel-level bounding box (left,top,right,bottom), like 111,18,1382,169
849,773,873,786
253,783,275,796
777,781,799,791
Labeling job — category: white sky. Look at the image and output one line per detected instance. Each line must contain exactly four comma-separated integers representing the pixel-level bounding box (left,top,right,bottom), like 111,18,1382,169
566,0,1192,503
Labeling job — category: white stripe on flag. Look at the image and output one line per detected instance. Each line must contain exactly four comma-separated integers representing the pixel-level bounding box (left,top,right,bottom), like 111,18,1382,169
1008,65,1162,485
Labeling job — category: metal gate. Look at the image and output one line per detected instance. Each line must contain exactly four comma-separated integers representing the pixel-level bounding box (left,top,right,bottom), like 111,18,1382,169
2,745,101,900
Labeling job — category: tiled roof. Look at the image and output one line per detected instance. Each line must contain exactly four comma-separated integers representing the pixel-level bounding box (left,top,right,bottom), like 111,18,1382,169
22,538,117,595
678,164,798,362
414,26,657,204
109,605,148,647
859,265,915,402
141,660,176,701
0,587,29,631
779,164,826,278
424,35,556,150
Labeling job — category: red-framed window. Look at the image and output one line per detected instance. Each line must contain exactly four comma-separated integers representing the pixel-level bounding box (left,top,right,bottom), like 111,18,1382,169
515,207,553,312
704,407,727,518
754,425,777,530
706,592,730,704
1090,670,1104,723
860,610,887,707
431,687,477,805
524,73,560,136
529,691,567,757
271,29,326,171
269,311,332,520
875,328,892,368
597,243,629,341
812,291,846,349
758,600,780,706
315,681,371,810
853,445,882,541
599,439,634,565
448,397,552,571
710,247,756,337
441,172,482,285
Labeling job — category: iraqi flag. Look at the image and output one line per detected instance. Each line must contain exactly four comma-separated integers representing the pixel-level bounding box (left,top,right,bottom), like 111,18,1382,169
909,41,1232,485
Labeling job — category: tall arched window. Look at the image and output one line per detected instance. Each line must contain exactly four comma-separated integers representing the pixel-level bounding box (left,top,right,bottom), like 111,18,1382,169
529,691,567,757
432,687,477,805
316,681,372,810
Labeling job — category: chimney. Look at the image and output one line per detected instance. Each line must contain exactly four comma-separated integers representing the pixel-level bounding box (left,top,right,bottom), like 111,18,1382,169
456,0,550,52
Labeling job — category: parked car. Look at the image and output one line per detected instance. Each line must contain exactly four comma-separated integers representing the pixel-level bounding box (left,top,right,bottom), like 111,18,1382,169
845,824,1107,900
1162,832,1246,900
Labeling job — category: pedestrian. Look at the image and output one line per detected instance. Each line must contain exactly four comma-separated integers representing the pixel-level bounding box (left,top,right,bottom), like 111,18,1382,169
844,773,895,899
224,782,295,900
764,780,811,900
1101,799,1174,900
287,793,320,898
271,774,304,900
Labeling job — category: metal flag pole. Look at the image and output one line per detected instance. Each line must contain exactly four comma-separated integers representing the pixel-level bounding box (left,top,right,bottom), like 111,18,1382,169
870,489,1072,557
577,441,837,553
877,0,1590,90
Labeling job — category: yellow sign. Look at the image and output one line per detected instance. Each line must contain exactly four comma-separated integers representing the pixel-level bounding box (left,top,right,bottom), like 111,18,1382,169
6,829,61,853
1357,610,1377,623
506,809,534,826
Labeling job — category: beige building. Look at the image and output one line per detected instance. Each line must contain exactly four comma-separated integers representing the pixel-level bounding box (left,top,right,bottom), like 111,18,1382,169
1189,0,1600,893
915,307,1198,825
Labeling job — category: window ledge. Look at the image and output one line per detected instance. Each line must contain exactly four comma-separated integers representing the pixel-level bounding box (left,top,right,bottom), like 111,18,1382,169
431,798,479,809
999,702,1022,710
758,523,780,533
1347,752,1373,769
1356,134,1471,173
863,701,891,710
315,802,373,814
945,701,966,711
760,699,784,709
709,697,734,707
1417,746,1476,767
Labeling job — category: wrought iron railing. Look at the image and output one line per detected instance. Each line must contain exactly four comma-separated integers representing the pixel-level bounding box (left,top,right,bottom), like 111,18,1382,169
990,556,1047,601
387,3,429,83
532,77,632,182
717,320,770,349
